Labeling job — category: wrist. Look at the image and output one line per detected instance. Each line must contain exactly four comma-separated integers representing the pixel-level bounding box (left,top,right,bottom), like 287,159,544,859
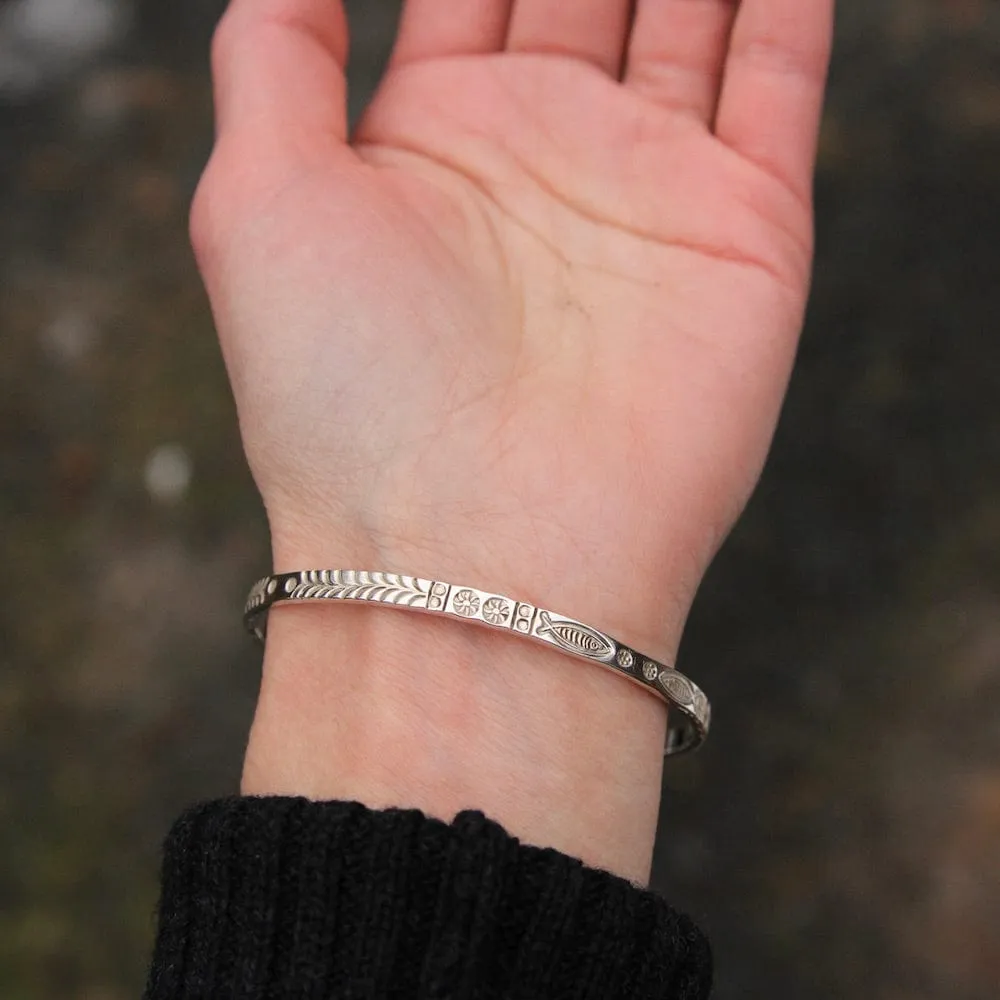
242,565,671,884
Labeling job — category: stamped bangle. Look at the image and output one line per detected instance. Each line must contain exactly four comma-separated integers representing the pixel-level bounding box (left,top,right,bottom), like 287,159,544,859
244,570,711,756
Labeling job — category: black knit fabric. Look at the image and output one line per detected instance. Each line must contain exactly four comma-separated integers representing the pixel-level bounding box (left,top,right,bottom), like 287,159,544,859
144,797,712,999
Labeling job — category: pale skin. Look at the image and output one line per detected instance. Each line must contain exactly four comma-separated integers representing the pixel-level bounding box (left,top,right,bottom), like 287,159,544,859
194,0,834,885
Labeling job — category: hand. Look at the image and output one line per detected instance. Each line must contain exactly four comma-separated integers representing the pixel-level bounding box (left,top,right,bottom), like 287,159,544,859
193,0,833,882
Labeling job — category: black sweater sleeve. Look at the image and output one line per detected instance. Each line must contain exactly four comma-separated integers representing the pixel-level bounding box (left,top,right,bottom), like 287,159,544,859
143,797,712,999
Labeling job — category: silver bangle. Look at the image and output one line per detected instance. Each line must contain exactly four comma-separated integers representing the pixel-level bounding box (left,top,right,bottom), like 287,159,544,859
244,570,711,756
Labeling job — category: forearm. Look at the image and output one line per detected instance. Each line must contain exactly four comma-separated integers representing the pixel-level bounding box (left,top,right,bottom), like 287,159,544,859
243,593,669,886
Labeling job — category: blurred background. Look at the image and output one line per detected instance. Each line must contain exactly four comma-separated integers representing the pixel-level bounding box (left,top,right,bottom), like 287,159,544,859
1,1,998,997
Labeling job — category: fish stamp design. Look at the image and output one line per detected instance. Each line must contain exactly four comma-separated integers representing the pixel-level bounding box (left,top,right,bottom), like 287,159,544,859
658,670,695,707
536,611,615,661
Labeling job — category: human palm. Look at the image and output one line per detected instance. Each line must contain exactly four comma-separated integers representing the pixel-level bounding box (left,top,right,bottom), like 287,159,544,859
196,0,833,657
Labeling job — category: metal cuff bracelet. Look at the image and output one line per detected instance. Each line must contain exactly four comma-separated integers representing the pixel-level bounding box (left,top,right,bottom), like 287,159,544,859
244,570,711,756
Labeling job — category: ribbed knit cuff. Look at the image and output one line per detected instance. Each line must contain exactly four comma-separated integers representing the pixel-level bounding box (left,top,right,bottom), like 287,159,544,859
144,797,711,999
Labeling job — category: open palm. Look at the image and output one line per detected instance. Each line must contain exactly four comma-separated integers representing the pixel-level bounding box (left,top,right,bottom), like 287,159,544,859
195,0,833,659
